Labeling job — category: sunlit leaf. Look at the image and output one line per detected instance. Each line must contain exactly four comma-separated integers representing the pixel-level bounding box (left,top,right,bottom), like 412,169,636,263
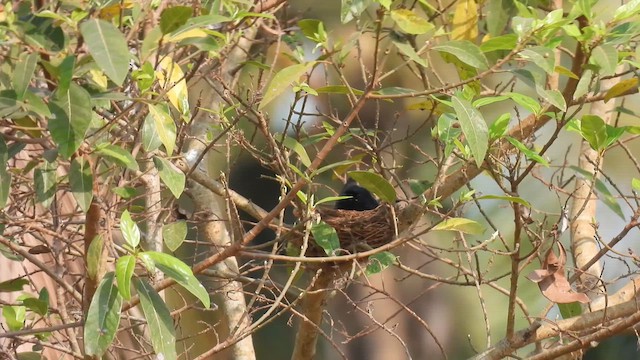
34,160,57,207
160,6,192,34
604,78,638,103
134,279,177,360
451,0,478,40
365,252,397,275
80,19,130,86
163,221,187,252
390,9,434,35
571,166,625,219
0,278,29,292
282,137,312,167
259,62,315,110
477,194,531,207
452,95,488,167
590,44,618,77
311,221,340,255
87,235,104,280
489,113,511,140
115,255,135,300
48,83,92,158
139,251,210,308
348,171,396,203
580,115,607,151
153,157,185,199
12,52,39,100
3,305,26,331
434,218,485,234
69,157,93,213
433,41,489,70
120,210,140,249
0,136,10,208
506,137,549,166
84,272,122,357
96,144,139,171
157,57,190,118
147,104,177,155
480,34,518,52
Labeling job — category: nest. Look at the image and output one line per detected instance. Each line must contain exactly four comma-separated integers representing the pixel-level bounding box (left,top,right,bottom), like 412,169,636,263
292,204,396,257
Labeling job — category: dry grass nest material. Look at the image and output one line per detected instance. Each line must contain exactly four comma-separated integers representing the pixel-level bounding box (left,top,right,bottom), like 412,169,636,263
302,203,396,257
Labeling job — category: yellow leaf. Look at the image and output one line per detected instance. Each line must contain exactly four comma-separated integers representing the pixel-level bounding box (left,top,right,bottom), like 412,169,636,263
157,57,191,120
167,29,209,43
99,1,134,20
452,0,478,41
604,78,639,102
89,69,108,90
554,65,579,79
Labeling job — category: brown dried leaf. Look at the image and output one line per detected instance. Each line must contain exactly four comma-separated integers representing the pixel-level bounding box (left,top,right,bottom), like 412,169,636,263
527,243,590,304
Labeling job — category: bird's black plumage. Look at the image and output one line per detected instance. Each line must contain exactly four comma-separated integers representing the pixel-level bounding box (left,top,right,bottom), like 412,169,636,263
334,181,379,211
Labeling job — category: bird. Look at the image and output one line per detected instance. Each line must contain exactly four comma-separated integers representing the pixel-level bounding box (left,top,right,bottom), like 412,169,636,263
334,180,379,211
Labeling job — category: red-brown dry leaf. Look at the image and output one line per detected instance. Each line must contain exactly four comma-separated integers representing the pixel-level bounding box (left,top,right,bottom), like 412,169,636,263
526,243,590,304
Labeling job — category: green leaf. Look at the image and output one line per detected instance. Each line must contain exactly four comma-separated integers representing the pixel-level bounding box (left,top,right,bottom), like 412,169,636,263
12,52,39,100
580,115,607,151
153,157,185,199
170,15,230,37
558,302,583,319
347,171,396,203
407,179,433,196
477,194,531,207
96,144,139,171
48,83,92,158
80,19,130,86
259,62,315,110
111,186,138,199
87,235,104,281
34,160,57,207
163,221,188,252
84,272,122,357
390,9,434,34
590,44,618,77
473,95,510,108
452,95,488,167
298,19,327,44
120,210,140,249
506,137,549,166
614,0,640,20
22,296,48,316
69,157,93,213
139,251,210,308
311,159,361,177
434,218,485,234
632,178,640,192
3,305,26,331
147,104,177,155
311,221,340,256
57,55,75,94
433,41,489,70
538,88,567,111
573,69,593,100
341,0,372,23
160,6,192,34
480,34,518,52
505,92,541,114
134,279,177,360
392,36,429,67
115,255,135,300
365,251,397,275
0,278,29,292
520,47,555,74
0,136,10,208
571,166,625,219
282,137,312,167
142,113,162,152
489,113,511,140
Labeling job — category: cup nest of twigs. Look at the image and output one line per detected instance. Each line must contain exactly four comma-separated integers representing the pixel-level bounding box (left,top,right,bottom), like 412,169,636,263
292,204,396,257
